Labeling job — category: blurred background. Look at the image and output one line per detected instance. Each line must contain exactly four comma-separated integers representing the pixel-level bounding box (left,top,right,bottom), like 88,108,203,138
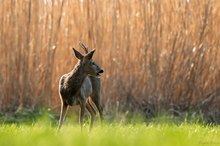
0,0,220,123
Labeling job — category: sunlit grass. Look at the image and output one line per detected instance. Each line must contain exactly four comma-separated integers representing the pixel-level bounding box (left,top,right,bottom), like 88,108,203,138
1,0,220,115
0,122,219,146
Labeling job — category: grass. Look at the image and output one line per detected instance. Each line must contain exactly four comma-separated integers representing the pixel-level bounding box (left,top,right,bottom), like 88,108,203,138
1,0,220,115
0,121,220,146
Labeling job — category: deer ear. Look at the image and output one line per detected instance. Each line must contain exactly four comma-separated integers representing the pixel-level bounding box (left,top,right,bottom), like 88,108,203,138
72,48,83,60
85,49,95,60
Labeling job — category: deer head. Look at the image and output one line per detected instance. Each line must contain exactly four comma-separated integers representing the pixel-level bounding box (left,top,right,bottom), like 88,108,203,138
73,48,104,77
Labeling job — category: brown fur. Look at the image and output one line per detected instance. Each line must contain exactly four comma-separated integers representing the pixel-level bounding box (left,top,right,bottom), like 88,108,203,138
58,46,104,131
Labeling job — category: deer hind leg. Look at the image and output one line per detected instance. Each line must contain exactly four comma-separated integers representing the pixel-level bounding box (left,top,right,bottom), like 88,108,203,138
58,102,69,131
91,94,104,124
86,100,96,131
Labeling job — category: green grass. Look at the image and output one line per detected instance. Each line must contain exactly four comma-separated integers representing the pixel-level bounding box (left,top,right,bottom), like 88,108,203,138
0,122,220,146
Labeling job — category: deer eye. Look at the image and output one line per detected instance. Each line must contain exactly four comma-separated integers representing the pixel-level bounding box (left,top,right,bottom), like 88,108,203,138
91,61,95,65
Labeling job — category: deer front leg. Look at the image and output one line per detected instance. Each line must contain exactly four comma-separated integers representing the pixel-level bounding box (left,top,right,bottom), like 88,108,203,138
79,100,86,131
58,102,68,131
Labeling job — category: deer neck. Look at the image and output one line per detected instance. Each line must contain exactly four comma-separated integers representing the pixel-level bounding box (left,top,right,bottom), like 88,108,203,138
67,62,87,94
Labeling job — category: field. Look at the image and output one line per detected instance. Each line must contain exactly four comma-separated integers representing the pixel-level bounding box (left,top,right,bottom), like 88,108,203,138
0,122,220,146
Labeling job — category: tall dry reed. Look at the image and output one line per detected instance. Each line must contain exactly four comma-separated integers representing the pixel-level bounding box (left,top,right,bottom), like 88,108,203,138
0,0,220,119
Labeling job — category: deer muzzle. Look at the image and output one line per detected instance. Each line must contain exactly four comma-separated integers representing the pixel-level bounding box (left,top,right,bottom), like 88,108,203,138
97,69,104,76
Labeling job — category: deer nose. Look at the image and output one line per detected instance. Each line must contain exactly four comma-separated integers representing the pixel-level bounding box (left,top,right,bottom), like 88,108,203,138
99,69,104,73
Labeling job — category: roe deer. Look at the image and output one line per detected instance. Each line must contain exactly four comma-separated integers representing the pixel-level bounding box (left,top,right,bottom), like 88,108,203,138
58,45,104,131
